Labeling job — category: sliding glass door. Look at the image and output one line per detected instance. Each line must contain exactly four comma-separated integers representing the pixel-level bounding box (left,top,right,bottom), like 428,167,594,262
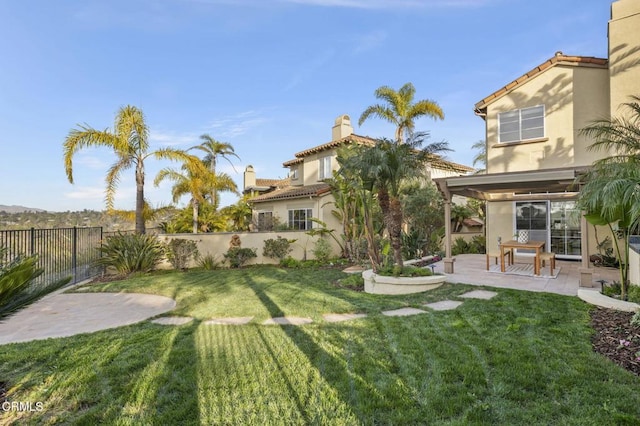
550,201,581,259
514,200,581,260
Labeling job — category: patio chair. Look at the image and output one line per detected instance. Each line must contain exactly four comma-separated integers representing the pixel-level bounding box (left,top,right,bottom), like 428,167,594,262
486,250,511,271
540,252,556,275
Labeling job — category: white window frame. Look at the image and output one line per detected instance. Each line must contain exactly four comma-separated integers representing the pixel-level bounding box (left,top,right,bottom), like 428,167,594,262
498,105,545,143
288,208,313,230
290,167,298,180
318,156,332,180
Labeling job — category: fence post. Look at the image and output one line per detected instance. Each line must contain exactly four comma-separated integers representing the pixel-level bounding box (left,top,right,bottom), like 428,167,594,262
30,227,35,256
72,226,78,283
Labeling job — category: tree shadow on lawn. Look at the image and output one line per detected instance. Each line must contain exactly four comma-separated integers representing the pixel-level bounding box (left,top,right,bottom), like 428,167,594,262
241,273,420,423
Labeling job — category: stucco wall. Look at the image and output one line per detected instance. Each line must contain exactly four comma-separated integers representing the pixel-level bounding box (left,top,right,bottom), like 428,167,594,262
301,149,337,185
485,65,609,174
252,193,341,233
609,0,640,116
158,230,342,269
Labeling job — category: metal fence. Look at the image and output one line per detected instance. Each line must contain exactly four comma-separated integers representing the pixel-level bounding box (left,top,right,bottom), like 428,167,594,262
0,227,104,292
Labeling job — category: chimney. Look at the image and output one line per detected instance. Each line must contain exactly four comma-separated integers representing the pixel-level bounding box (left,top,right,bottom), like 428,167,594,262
243,165,256,190
331,114,353,141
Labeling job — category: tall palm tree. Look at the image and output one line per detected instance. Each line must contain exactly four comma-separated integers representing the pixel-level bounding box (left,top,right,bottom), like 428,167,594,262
358,82,444,144
471,139,487,174
190,134,240,207
155,155,238,233
63,105,185,234
341,133,450,269
577,96,640,298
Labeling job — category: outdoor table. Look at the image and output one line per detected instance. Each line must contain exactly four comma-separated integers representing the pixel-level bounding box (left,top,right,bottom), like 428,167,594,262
499,240,546,276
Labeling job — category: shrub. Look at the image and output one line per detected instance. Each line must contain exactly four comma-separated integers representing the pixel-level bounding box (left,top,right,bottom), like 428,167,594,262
376,265,434,277
627,284,640,303
0,250,70,318
451,237,469,256
95,233,165,275
470,235,486,254
165,239,199,270
280,256,302,268
224,247,257,268
631,311,640,327
198,254,221,270
602,281,622,298
312,238,333,263
262,237,294,261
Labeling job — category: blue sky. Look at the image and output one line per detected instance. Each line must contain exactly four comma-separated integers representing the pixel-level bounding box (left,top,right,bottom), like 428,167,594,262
0,0,611,212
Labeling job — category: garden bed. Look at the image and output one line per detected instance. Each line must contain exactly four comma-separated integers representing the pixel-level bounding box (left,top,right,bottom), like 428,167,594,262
591,307,640,376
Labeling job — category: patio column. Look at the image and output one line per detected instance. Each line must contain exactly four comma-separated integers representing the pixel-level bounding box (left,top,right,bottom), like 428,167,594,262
443,198,455,273
579,210,593,287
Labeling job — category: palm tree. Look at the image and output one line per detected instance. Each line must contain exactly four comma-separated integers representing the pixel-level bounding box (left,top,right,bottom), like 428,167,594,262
190,134,240,207
63,105,185,234
577,96,640,298
471,139,487,174
341,133,450,270
220,195,253,232
358,82,444,144
155,155,238,233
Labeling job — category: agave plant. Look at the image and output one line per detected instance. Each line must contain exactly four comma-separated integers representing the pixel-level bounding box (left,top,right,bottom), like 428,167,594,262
95,233,165,275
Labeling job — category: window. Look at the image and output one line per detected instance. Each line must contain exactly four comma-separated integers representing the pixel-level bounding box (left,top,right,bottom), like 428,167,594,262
290,167,298,180
257,211,274,231
288,209,313,230
499,105,544,143
318,156,332,180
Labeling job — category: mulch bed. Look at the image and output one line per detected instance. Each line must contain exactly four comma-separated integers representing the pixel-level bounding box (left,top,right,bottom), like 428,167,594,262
590,307,640,376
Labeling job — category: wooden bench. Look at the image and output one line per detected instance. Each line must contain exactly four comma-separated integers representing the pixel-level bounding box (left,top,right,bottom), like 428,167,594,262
539,252,556,275
486,250,511,271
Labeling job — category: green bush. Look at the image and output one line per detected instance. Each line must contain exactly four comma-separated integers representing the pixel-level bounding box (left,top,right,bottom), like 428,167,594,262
376,265,433,277
224,247,257,268
470,235,486,254
95,233,165,275
280,256,302,268
627,284,640,303
631,311,640,327
0,248,70,318
198,254,221,270
165,239,199,270
602,281,622,298
312,238,333,263
262,237,293,261
451,237,469,256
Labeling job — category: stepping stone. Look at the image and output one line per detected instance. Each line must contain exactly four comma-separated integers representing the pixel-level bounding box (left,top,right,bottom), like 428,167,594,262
151,316,193,325
342,265,365,274
262,317,313,325
204,316,254,325
323,313,368,323
459,290,498,300
424,300,463,311
382,307,426,317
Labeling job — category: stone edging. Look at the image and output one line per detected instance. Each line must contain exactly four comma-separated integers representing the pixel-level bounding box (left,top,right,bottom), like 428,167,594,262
577,289,640,312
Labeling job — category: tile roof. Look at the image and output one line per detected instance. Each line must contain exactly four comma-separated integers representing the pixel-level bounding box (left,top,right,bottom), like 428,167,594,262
282,133,473,173
249,183,332,203
474,52,608,113
462,218,483,228
255,177,290,188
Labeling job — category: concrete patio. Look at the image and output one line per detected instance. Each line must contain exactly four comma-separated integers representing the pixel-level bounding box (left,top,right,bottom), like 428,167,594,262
434,254,621,296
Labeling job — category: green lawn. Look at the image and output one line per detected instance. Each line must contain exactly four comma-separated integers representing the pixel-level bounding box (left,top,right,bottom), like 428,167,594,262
1,266,639,425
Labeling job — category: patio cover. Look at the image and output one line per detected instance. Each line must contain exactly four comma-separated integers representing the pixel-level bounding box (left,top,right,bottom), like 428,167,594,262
433,166,593,284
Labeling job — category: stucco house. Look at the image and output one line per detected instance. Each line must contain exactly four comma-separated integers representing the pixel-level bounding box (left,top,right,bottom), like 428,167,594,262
435,0,640,285
245,114,473,234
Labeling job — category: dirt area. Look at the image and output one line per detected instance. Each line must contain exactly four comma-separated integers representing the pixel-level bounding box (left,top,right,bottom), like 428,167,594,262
591,307,640,376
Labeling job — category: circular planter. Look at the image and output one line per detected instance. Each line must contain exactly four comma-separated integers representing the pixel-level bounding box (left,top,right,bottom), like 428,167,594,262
362,269,446,295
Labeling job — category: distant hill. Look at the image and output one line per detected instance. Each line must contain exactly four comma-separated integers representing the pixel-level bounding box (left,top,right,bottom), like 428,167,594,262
0,205,46,213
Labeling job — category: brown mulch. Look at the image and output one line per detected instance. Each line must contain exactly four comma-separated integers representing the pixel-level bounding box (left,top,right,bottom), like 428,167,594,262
590,307,640,376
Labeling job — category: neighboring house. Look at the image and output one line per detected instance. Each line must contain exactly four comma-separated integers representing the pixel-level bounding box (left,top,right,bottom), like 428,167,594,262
246,114,473,233
435,0,640,283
